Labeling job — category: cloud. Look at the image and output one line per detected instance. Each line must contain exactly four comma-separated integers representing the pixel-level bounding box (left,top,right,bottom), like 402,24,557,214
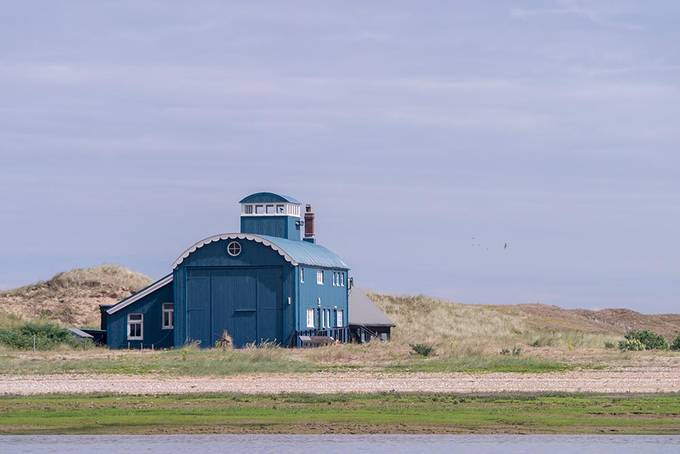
510,1,643,31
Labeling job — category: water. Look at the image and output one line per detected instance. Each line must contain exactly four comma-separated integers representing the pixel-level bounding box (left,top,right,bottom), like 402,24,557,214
2,435,680,454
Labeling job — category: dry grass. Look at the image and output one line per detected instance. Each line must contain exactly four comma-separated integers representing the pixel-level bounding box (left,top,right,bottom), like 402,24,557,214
0,265,151,327
370,293,624,356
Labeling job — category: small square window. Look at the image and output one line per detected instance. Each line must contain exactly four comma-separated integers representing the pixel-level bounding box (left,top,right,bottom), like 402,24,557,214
255,205,264,214
266,204,275,214
276,204,285,214
244,205,253,214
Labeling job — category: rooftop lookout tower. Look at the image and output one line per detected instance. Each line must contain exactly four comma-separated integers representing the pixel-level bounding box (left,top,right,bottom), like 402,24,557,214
239,192,303,241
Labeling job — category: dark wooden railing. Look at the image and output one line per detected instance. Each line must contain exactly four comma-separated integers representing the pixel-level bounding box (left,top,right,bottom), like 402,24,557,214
293,326,349,347
354,325,379,343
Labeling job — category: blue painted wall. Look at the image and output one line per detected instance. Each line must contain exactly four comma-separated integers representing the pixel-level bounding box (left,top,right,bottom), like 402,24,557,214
174,238,298,347
106,281,174,349
241,215,301,241
296,267,349,331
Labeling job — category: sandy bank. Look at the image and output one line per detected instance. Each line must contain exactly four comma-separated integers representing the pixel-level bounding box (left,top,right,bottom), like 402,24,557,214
2,368,679,395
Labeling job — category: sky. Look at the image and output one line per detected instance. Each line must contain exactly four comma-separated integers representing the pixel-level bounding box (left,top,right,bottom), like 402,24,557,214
1,1,679,313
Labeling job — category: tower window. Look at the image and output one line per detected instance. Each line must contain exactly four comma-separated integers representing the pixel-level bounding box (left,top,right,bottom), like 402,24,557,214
276,204,285,214
227,241,242,257
266,204,275,214
316,270,324,285
244,204,253,214
340,273,345,287
255,205,264,214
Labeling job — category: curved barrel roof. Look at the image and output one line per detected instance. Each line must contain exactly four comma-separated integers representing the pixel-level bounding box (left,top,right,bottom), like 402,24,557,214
239,192,301,204
172,233,349,269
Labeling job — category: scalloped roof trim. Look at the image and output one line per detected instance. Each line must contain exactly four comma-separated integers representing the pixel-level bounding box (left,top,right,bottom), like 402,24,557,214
172,233,298,269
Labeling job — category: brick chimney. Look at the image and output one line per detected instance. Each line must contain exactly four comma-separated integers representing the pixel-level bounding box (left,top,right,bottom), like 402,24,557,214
303,204,315,243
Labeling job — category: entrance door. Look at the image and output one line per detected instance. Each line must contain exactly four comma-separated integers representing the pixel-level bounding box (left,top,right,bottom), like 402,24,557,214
256,268,282,343
186,270,211,347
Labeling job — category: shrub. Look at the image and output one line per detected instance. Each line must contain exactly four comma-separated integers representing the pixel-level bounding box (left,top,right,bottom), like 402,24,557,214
618,338,646,352
604,341,616,349
0,321,90,350
410,343,435,357
671,334,680,351
624,330,668,350
500,346,522,356
215,330,233,350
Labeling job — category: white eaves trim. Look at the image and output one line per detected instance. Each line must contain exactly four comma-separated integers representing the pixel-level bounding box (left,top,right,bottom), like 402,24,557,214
171,233,299,269
106,274,173,315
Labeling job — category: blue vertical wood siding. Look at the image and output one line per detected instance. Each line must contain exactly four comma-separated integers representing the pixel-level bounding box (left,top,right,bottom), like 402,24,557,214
106,280,174,349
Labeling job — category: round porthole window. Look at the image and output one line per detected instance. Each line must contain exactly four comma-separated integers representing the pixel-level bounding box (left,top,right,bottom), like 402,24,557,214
227,241,242,257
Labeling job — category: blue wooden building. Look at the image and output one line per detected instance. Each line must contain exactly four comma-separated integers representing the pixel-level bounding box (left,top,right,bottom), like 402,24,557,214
102,192,350,349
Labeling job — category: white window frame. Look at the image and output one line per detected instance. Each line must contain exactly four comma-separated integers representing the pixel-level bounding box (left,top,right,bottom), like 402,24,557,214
332,272,337,286
320,309,326,328
127,313,143,340
241,203,301,218
340,273,345,287
300,267,304,284
306,308,314,328
162,303,174,329
336,309,344,327
316,270,324,285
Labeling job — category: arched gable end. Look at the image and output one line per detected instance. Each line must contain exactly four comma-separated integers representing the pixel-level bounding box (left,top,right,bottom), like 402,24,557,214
172,233,298,269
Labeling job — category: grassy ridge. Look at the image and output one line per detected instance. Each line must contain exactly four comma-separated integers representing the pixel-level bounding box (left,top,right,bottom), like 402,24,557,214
1,393,679,434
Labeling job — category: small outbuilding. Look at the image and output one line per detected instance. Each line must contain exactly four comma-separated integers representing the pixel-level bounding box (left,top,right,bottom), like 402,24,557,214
349,289,395,343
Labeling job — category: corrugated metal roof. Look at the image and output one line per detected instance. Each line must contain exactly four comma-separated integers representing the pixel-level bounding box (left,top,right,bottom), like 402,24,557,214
239,192,301,204
172,233,349,269
259,234,349,269
349,289,395,326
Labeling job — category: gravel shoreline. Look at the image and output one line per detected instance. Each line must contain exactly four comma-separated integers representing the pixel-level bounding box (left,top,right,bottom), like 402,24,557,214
2,368,680,395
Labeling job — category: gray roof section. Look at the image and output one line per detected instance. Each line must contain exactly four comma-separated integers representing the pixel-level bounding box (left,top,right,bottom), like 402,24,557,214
349,289,395,326
67,327,94,338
